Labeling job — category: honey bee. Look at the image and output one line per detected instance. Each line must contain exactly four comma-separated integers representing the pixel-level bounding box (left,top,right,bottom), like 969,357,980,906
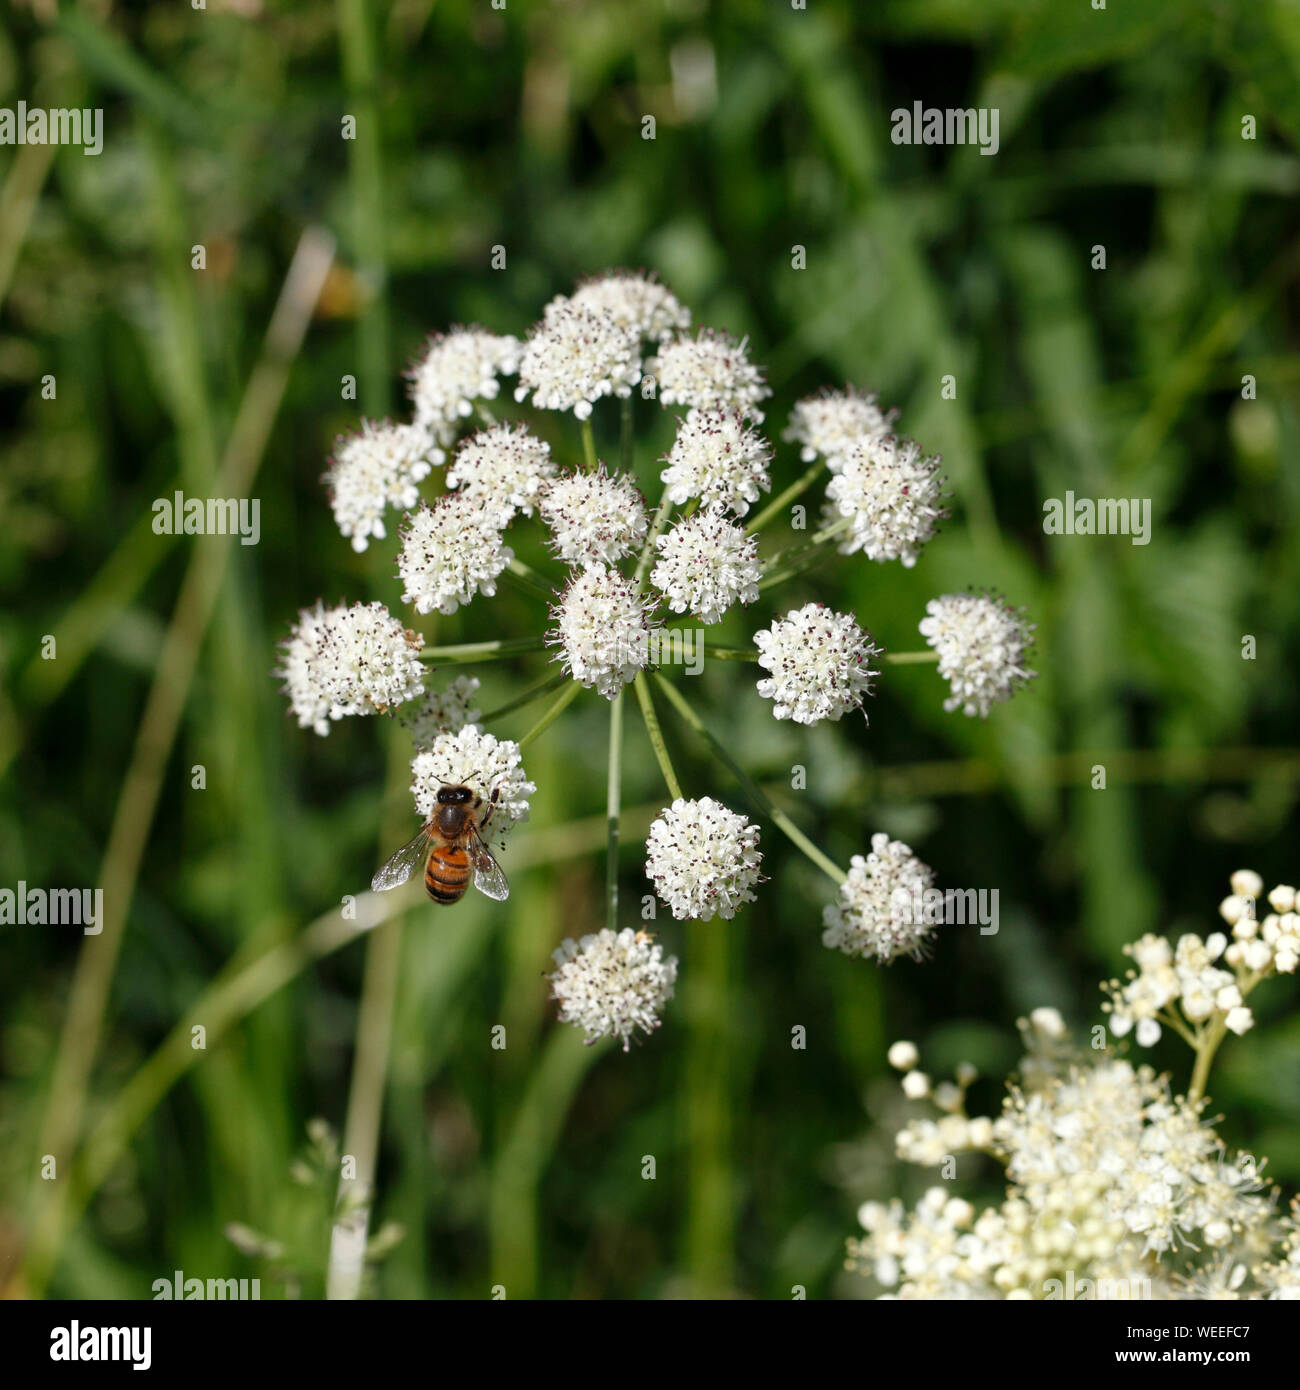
371,784,509,905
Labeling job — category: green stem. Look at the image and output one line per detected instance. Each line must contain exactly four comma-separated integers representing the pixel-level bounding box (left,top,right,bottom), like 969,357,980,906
337,0,390,416
421,636,546,663
1188,1017,1227,1104
518,680,582,748
746,457,826,535
480,670,570,723
475,402,498,428
633,486,674,590
489,1028,607,1297
606,690,624,931
505,556,555,600
756,517,850,592
704,646,759,663
884,650,940,665
633,672,684,801
685,917,732,1296
759,515,850,571
581,417,598,470
620,395,634,473
653,674,846,886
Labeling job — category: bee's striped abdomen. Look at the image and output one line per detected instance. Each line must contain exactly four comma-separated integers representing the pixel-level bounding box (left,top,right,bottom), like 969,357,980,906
425,844,471,904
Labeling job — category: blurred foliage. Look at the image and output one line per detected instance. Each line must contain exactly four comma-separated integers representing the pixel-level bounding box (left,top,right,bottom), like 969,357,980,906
1,0,1298,1300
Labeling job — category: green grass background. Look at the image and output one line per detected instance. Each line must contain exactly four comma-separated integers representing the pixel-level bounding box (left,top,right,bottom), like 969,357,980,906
2,0,1299,1299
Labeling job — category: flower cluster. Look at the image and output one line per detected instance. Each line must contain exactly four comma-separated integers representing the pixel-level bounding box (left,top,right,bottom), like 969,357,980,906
651,328,771,420
279,268,1044,1054
555,269,691,344
822,834,937,964
548,928,679,1050
444,423,555,526
644,797,763,921
783,386,896,470
276,601,425,736
540,465,649,566
396,496,513,616
1104,870,1300,1045
919,591,1037,718
650,506,760,625
755,602,880,725
408,327,521,444
659,408,771,515
516,299,641,419
846,874,1300,1300
549,565,658,699
824,435,949,568
323,420,438,552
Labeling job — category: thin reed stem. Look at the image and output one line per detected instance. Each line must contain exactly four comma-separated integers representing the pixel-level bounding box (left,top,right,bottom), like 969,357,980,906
480,669,570,723
518,680,582,748
653,674,846,886
757,517,850,591
633,672,684,801
606,690,624,931
421,636,546,662
746,457,825,534
633,486,674,590
28,230,335,1290
505,556,556,600
581,417,598,470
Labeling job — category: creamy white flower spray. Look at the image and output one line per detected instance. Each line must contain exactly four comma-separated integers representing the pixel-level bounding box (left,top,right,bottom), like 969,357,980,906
276,268,1039,1057
845,872,1300,1301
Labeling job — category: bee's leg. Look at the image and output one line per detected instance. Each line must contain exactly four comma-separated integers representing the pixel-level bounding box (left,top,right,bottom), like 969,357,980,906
478,785,502,835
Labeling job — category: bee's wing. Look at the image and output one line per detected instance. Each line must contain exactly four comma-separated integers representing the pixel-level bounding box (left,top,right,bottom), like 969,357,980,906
469,829,510,902
371,824,433,892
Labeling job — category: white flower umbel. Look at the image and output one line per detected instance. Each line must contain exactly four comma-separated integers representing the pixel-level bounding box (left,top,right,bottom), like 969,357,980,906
539,465,648,567
783,386,896,471
444,423,555,527
549,564,657,699
650,505,761,625
822,833,937,964
276,600,425,736
400,674,482,746
824,435,949,567
553,269,691,344
651,328,771,422
515,300,641,419
846,873,1300,1299
659,407,773,516
645,796,763,921
549,928,679,1051
323,419,439,553
408,327,521,444
754,602,881,725
396,496,513,616
409,723,536,836
919,592,1037,718
1104,871,1300,1048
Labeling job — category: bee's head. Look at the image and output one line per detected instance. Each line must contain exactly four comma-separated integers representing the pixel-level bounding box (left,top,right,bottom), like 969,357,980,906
436,784,475,806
